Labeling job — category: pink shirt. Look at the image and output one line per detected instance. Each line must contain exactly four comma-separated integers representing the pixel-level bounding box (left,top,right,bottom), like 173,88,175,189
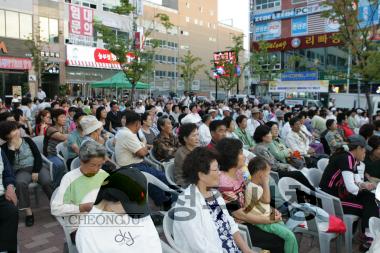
219,169,246,209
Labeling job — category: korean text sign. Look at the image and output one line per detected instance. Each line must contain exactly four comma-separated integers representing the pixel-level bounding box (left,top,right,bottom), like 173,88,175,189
69,4,94,37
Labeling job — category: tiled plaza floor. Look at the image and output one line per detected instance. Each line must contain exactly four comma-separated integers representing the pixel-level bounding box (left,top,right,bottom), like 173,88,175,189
18,189,362,253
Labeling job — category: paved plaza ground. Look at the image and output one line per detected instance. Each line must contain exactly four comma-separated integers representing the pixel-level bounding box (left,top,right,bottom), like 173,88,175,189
18,189,362,253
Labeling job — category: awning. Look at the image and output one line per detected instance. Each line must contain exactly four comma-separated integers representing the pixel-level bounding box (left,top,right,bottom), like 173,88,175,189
90,71,151,90
67,59,121,70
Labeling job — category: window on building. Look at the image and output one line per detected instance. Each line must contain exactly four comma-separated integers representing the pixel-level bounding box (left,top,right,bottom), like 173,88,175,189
155,70,166,78
199,6,203,13
194,19,198,25
199,20,203,26
19,13,32,39
210,10,214,16
40,17,59,43
292,0,307,4
255,0,280,10
5,11,19,38
186,2,190,8
0,10,5,37
186,16,190,22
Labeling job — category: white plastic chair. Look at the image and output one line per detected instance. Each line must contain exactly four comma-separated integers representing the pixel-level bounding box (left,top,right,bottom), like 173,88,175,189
317,158,329,172
163,210,183,252
357,162,365,181
56,142,69,168
278,177,343,253
141,172,179,196
316,188,360,253
369,217,380,238
148,149,164,169
161,239,179,253
70,157,80,171
304,168,323,188
105,138,115,154
50,189,78,253
270,171,280,184
164,161,177,186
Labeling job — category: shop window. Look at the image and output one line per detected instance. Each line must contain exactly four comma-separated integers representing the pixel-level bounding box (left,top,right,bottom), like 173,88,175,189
5,11,19,38
19,14,32,39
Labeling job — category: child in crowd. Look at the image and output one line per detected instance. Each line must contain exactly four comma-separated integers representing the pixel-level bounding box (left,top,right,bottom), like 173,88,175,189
245,157,298,253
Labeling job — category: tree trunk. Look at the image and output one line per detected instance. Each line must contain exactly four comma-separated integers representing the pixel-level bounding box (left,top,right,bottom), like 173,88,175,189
130,83,136,106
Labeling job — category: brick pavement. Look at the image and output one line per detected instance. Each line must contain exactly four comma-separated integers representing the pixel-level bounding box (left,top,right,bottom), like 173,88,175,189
17,188,362,253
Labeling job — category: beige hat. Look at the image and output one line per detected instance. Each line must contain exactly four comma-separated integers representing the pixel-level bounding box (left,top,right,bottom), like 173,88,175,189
252,108,260,114
80,115,103,135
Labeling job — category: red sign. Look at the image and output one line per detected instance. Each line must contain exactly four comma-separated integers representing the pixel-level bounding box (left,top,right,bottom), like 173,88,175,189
69,4,94,37
0,56,32,70
251,32,343,52
94,48,118,63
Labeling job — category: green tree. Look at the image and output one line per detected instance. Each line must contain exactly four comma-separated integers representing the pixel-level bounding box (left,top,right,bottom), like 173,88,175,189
322,0,380,116
94,0,173,102
179,51,204,91
25,30,48,94
215,34,245,95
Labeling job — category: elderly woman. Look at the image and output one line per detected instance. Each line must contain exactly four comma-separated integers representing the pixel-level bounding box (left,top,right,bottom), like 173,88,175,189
234,115,255,151
51,141,109,244
325,119,347,154
43,108,68,189
215,138,286,252
152,116,179,162
174,123,199,187
266,121,292,165
173,147,254,253
76,166,162,253
0,121,52,227
138,112,156,148
66,111,86,169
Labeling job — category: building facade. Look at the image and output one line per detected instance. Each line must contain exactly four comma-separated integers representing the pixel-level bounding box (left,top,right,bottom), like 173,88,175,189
250,0,352,97
141,0,244,96
0,0,64,100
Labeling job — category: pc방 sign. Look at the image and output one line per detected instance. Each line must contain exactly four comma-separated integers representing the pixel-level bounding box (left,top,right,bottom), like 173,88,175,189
252,4,331,23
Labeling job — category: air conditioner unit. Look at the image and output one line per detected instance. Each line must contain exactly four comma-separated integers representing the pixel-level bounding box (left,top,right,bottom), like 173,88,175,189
273,63,281,70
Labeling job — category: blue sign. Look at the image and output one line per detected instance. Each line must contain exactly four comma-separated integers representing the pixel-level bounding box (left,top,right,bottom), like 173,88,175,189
255,21,281,41
358,1,380,28
281,71,318,81
292,16,308,36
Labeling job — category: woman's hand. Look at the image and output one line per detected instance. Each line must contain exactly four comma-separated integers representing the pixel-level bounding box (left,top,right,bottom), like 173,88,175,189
32,173,38,183
5,185,17,206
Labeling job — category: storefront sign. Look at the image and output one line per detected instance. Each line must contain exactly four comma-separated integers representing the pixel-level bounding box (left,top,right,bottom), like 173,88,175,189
252,4,331,23
255,21,281,40
269,80,329,93
66,44,121,70
281,71,318,81
69,4,94,36
252,32,343,52
291,16,308,36
0,41,8,54
0,56,32,70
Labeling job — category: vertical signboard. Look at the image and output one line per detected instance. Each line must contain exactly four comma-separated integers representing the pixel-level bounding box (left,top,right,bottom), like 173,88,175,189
291,16,308,36
68,4,94,45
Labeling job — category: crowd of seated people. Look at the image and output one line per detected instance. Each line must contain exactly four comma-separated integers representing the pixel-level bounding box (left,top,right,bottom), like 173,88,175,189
1,94,380,252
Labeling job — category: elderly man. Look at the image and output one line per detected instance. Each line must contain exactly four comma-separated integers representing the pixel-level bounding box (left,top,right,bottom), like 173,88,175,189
247,108,262,137
51,141,109,244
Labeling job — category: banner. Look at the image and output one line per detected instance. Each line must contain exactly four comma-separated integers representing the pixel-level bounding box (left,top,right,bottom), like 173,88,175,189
252,32,343,52
292,16,308,36
66,44,121,70
255,21,281,40
0,56,32,70
281,71,318,81
69,4,94,37
269,80,329,93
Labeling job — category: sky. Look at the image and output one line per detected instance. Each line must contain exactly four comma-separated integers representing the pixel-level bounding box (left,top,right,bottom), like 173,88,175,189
218,0,250,50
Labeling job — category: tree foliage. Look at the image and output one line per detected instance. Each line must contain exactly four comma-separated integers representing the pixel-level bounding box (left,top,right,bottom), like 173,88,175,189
249,40,281,81
179,51,204,91
94,0,173,102
322,0,380,114
215,34,245,94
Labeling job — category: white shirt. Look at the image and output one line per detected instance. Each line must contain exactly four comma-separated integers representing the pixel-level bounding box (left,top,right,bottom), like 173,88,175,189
115,127,145,166
280,122,291,139
37,90,46,100
134,106,145,114
198,123,211,146
20,105,32,121
76,207,162,253
246,118,261,137
180,96,190,107
285,130,310,156
173,185,239,253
